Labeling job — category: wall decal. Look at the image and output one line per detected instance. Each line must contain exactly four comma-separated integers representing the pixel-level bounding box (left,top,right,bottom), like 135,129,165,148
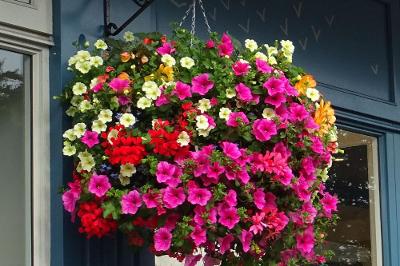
240,0,246,7
256,8,266,22
238,18,250,33
298,37,308,50
280,18,289,36
370,64,379,75
325,15,335,27
293,1,303,18
220,0,230,10
208,7,217,21
169,0,187,8
311,25,321,42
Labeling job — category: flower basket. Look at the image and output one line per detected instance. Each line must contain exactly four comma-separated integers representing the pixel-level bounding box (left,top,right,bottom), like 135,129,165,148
59,27,339,265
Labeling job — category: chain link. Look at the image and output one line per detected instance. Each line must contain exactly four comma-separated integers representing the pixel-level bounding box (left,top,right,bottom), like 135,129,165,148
198,0,212,34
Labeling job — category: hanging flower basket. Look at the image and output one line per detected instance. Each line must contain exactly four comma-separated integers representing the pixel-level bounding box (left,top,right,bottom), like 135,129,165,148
59,27,339,265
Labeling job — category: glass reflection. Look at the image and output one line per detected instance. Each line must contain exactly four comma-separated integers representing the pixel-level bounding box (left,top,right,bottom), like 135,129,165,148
325,130,381,266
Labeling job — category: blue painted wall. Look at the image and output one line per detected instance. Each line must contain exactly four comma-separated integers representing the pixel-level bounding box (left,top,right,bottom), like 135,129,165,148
50,0,400,265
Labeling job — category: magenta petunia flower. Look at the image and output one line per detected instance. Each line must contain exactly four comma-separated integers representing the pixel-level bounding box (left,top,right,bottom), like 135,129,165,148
190,226,207,247
250,212,266,235
205,39,215,49
154,227,172,251
256,58,273,74
253,188,266,210
142,192,159,208
218,234,234,254
188,187,212,206
156,161,176,184
221,141,241,160
81,130,99,148
226,112,249,127
224,189,237,207
207,162,225,179
288,103,309,122
302,201,317,224
292,177,312,202
191,73,214,95
296,226,315,256
321,193,338,218
263,77,286,96
232,60,250,76
310,136,324,154
156,42,175,55
239,229,253,253
252,119,277,142
218,33,234,57
92,82,104,93
62,190,79,213
219,207,240,229
265,93,286,107
108,78,130,92
121,190,142,215
118,95,131,106
88,174,111,197
235,83,253,102
163,186,186,209
173,81,192,100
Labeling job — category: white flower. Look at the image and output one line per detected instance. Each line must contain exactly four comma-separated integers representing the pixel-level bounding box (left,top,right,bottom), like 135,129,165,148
306,88,320,102
137,97,152,109
89,56,103,67
161,54,176,67
76,50,91,62
280,40,295,55
78,151,95,171
66,107,77,117
68,56,78,66
177,131,190,146
72,82,87,95
119,176,130,186
262,108,275,119
219,107,232,120
79,100,92,112
196,115,209,130
71,95,83,106
197,128,212,137
197,98,211,113
255,52,268,61
123,31,135,42
63,143,76,156
245,39,258,52
90,78,99,89
98,109,113,123
120,163,136,177
75,61,91,74
180,57,195,69
119,113,136,127
107,129,119,144
226,88,236,98
267,56,277,65
94,39,108,50
265,44,278,57
73,123,86,138
92,119,107,133
142,81,161,100
63,129,76,141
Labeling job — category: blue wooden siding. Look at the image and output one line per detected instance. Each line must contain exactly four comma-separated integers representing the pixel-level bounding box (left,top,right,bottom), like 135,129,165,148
50,0,400,265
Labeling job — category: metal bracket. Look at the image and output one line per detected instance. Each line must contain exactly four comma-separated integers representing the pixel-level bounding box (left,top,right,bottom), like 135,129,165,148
103,0,155,37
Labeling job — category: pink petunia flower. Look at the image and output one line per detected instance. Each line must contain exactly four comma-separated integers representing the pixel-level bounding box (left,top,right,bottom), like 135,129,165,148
188,187,212,206
62,190,79,213
108,78,130,92
253,188,266,210
226,112,249,127
235,83,253,102
321,193,338,218
142,192,160,208
156,42,175,55
232,60,250,76
88,174,111,197
250,212,266,234
191,73,214,95
288,103,309,122
296,226,315,256
154,227,172,251
190,226,207,246
207,162,225,179
156,161,176,184
219,207,240,229
310,136,324,154
81,130,99,148
118,95,131,105
121,190,142,215
205,39,215,48
163,186,186,209
221,141,241,160
218,33,234,57
218,234,234,254
155,94,170,107
302,201,318,224
240,229,253,253
256,58,273,74
265,93,286,107
173,81,192,100
92,82,104,93
252,119,277,142
224,189,237,207
263,77,286,96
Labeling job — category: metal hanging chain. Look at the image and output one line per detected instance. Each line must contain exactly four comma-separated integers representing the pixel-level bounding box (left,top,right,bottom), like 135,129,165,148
178,2,194,28
198,0,212,34
190,0,196,46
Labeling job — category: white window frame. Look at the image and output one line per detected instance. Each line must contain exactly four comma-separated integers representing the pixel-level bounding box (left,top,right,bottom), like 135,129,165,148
0,24,51,266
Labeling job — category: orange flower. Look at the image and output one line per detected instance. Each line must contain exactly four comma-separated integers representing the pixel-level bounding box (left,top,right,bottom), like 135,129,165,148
118,72,130,81
120,52,131,62
314,99,336,135
295,74,316,95
97,74,109,83
157,64,174,82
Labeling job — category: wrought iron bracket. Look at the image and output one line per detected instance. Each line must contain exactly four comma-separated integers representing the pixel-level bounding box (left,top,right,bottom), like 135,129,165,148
103,0,155,37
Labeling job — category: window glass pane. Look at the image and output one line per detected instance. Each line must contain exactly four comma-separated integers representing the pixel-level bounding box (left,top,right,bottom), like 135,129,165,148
0,49,31,266
325,130,381,266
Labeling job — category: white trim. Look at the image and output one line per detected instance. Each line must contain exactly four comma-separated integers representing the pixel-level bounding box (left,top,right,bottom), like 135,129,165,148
0,27,51,266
